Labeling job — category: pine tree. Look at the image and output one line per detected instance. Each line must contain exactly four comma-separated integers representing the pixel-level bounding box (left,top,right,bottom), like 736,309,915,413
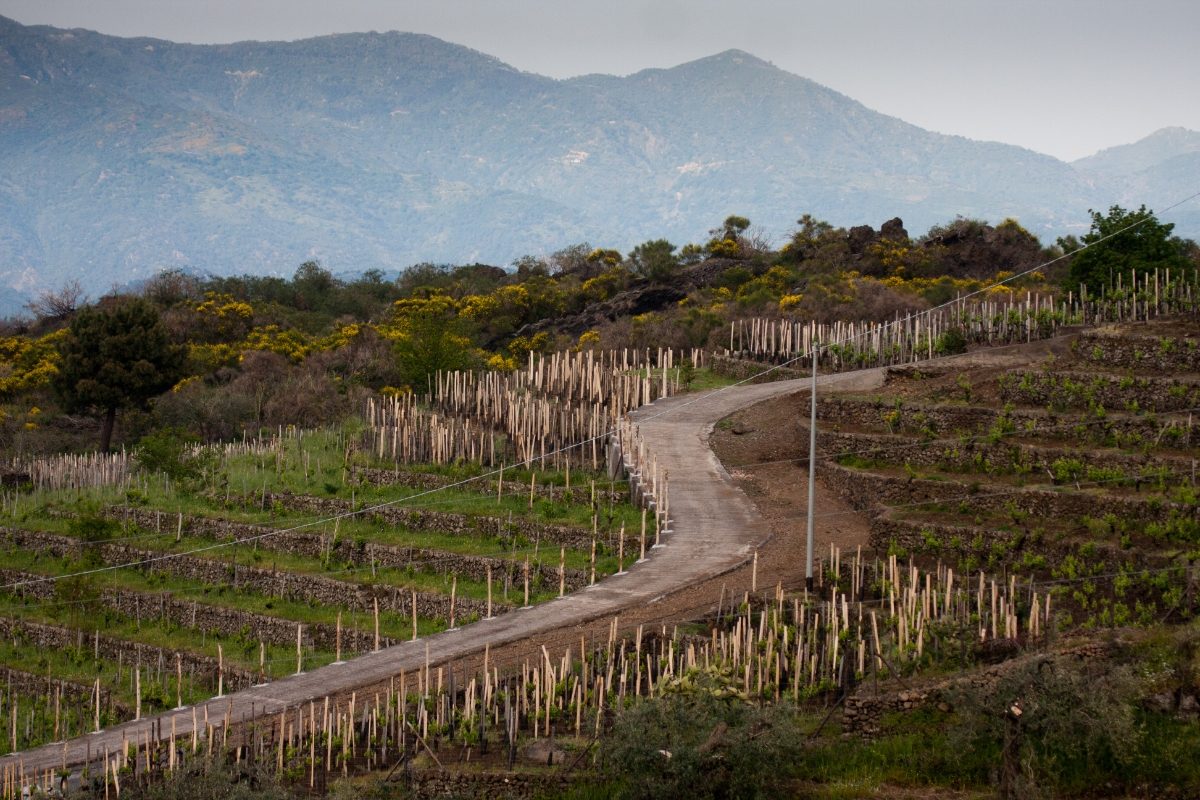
53,299,186,451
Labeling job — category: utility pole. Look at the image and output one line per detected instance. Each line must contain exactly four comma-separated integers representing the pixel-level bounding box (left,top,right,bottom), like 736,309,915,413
806,343,818,593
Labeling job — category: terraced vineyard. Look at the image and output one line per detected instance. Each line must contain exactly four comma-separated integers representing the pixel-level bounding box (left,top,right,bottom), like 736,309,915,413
812,319,1200,629
0,425,640,754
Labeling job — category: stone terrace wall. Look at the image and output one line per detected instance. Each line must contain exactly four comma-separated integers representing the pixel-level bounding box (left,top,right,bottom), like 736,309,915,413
818,396,1200,447
0,527,499,621
1078,329,1200,372
406,769,575,800
708,354,807,384
844,641,1113,736
0,568,388,656
867,515,1142,568
817,463,1195,526
214,493,607,550
350,466,627,506
817,430,1194,478
0,617,256,693
1,666,128,716
103,505,589,592
999,370,1200,413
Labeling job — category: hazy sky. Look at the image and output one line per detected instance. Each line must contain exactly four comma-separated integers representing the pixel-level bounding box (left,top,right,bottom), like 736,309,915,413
2,0,1196,161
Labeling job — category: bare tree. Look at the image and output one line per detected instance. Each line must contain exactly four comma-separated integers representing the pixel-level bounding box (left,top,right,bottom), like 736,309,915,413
26,279,85,322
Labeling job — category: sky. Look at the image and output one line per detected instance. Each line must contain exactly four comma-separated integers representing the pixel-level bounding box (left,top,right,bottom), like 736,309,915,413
1,0,1197,161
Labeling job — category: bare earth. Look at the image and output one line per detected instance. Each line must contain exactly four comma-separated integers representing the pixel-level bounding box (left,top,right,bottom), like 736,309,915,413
0,367,886,777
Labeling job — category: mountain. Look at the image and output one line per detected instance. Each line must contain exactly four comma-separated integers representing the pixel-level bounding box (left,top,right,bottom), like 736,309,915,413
1073,127,1200,177
0,16,1194,313
1072,127,1200,240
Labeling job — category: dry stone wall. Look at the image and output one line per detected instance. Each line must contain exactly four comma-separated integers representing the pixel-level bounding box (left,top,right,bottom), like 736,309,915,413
0,617,256,693
817,463,1195,526
405,769,575,800
817,430,1195,479
1,666,128,715
350,466,627,506
1078,329,1200,372
0,527,500,621
998,370,1200,413
817,396,1200,448
844,641,1114,736
102,505,588,591
708,354,807,383
0,567,390,655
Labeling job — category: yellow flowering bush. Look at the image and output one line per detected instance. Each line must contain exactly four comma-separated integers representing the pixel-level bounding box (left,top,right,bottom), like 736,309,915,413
0,330,63,396
241,325,313,362
778,294,803,312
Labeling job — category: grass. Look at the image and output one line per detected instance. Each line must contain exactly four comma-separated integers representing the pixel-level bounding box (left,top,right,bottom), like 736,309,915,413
0,419,655,755
0,547,454,641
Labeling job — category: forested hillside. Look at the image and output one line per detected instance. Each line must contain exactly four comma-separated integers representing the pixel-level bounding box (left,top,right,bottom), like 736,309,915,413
2,15,1197,311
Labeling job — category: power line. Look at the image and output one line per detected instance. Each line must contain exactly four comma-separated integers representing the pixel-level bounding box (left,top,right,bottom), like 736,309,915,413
2,188,1198,593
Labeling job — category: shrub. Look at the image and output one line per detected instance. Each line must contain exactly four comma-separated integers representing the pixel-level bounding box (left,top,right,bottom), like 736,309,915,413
596,672,804,800
944,656,1144,796
934,327,968,356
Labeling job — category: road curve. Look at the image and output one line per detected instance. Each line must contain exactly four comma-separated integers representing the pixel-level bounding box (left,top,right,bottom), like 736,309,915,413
1,370,872,777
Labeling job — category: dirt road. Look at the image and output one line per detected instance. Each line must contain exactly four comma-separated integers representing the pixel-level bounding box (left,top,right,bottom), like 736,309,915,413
0,367,883,778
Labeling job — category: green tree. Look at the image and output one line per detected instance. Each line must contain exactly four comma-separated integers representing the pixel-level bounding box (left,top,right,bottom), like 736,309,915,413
1063,205,1191,293
391,296,477,390
53,299,186,452
292,261,338,311
627,239,680,282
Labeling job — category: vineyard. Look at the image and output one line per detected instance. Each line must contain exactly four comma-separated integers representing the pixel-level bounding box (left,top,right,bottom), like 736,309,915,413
0,281,1199,797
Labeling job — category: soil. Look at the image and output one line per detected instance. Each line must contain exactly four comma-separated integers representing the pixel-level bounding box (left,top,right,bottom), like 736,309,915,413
709,387,873,589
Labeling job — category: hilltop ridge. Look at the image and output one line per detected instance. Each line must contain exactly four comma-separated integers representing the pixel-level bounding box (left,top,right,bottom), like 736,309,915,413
0,16,1195,310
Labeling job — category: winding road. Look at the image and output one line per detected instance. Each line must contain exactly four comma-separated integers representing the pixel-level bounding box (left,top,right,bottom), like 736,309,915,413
0,368,882,779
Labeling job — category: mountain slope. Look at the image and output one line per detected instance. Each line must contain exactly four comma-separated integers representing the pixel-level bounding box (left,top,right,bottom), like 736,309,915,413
0,16,1191,311
1073,127,1200,177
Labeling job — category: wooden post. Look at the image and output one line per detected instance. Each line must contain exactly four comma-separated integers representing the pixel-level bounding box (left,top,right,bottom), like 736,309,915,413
618,523,625,573
487,566,493,619
412,591,419,640
374,598,381,651
335,612,343,662
639,508,647,562
217,643,224,697
296,624,303,675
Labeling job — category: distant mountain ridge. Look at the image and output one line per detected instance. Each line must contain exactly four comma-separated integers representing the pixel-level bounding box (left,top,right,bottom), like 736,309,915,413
0,15,1196,313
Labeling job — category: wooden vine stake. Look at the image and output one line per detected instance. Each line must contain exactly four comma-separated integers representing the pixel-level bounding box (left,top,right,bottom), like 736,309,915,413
559,547,566,597
617,523,625,574
523,557,531,608
639,508,647,562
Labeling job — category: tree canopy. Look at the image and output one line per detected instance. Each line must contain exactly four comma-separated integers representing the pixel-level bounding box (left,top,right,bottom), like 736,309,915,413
627,239,680,282
53,299,186,451
1063,205,1192,293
